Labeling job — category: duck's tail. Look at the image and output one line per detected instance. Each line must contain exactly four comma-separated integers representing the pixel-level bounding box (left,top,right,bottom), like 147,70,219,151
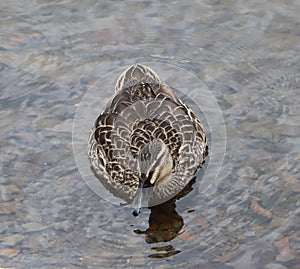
115,63,161,91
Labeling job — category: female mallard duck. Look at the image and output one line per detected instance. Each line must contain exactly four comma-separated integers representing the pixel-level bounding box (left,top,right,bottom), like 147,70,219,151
88,64,207,216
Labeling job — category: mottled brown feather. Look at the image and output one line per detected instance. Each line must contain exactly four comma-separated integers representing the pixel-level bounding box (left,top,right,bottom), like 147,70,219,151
88,64,207,204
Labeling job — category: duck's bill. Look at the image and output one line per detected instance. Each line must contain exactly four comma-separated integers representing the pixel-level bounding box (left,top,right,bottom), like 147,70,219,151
131,182,152,217
132,187,143,217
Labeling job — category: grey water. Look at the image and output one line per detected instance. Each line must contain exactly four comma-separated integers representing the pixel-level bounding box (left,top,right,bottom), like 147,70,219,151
1,1,300,268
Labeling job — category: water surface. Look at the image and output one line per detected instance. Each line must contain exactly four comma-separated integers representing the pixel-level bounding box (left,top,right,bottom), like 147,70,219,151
1,1,300,268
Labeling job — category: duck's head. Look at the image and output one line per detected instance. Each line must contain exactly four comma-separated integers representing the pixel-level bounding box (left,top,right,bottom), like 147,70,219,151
138,139,173,187
132,139,173,217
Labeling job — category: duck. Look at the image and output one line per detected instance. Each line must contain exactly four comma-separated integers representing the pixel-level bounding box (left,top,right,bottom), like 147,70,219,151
88,64,208,216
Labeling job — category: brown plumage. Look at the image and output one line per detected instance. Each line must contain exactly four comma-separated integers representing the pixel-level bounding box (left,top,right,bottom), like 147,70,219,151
88,64,207,208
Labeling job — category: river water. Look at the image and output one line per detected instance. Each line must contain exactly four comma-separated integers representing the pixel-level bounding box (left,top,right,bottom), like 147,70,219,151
1,1,299,268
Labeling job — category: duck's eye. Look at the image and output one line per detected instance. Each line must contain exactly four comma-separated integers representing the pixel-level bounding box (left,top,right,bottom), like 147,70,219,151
141,151,151,162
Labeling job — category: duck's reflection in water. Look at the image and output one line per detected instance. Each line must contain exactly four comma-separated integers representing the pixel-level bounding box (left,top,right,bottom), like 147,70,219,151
134,200,183,244
134,178,196,258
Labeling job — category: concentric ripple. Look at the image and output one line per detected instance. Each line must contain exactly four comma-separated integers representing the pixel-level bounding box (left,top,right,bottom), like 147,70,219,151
72,62,227,207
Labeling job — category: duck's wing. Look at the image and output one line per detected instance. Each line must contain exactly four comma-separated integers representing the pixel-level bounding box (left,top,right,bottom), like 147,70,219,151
154,83,207,164
89,88,142,201
88,111,140,202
